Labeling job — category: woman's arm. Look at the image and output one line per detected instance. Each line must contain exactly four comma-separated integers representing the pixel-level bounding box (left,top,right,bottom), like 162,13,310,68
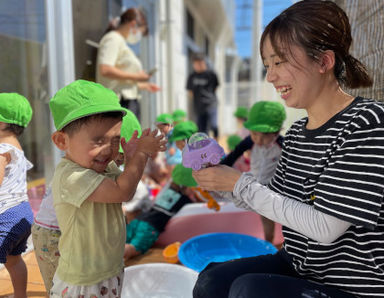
233,173,351,243
99,64,149,82
193,166,351,243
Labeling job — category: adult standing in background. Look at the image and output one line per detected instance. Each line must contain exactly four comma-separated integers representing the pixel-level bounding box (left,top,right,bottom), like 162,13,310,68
187,53,219,138
97,7,160,121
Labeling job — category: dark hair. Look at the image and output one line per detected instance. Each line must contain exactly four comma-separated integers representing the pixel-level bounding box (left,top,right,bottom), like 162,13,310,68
260,0,372,89
192,52,205,62
106,7,148,36
2,124,25,137
61,112,123,136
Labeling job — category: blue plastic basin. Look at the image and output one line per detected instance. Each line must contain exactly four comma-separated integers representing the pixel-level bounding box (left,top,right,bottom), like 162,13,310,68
178,232,278,272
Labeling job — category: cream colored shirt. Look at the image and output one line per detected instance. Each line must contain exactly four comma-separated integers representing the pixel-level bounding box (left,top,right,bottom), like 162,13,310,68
52,158,125,285
96,30,142,100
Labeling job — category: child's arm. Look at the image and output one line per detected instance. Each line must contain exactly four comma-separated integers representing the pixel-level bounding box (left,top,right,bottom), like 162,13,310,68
0,153,11,186
88,129,166,203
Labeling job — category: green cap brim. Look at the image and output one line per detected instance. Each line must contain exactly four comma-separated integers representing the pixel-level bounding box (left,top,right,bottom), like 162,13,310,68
57,104,127,130
243,121,280,133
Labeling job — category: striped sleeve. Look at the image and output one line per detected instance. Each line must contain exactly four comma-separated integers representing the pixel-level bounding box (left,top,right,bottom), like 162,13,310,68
315,106,384,229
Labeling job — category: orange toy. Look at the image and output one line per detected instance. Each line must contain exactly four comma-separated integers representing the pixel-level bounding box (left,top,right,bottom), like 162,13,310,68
192,187,221,211
162,241,181,263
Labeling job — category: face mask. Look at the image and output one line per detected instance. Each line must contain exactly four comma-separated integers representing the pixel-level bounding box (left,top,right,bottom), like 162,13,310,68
126,27,142,45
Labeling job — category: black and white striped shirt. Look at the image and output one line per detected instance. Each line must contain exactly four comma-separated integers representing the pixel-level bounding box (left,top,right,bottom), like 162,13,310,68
269,97,384,297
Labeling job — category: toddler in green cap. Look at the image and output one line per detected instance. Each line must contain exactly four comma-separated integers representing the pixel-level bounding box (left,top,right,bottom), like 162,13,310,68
168,120,198,151
124,163,198,260
222,101,286,243
245,101,286,242
48,80,166,297
172,109,187,124
114,111,152,225
0,93,34,298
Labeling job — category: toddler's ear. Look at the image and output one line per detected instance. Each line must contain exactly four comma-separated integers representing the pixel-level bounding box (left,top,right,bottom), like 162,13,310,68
51,131,68,150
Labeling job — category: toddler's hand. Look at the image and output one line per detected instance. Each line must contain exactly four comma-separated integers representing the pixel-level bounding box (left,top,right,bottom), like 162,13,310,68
120,131,140,164
137,128,167,158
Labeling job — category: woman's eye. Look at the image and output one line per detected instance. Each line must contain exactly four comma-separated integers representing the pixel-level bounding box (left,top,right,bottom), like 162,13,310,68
263,64,269,69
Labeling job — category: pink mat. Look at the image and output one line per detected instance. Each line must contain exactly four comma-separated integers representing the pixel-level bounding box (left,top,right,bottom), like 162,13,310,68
156,211,284,247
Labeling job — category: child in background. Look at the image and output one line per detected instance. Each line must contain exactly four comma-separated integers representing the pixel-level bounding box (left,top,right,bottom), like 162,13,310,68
116,111,152,224
168,120,198,151
172,109,187,125
243,101,286,243
124,164,198,260
233,106,249,139
226,134,250,173
141,113,171,187
0,93,34,298
156,113,179,174
31,185,60,295
49,80,166,297
114,109,142,168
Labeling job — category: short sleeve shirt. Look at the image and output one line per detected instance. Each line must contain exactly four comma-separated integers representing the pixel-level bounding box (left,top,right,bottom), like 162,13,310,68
0,143,32,214
186,70,219,110
52,158,125,285
96,31,142,99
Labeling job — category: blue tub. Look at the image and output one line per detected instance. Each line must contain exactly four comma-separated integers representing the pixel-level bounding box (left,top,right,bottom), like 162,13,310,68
178,232,278,272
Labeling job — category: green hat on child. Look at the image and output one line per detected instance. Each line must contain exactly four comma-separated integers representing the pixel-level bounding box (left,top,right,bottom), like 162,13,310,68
168,120,198,142
244,101,286,133
49,80,127,130
227,135,242,151
172,109,187,122
156,113,173,124
172,164,197,187
0,93,33,127
233,106,248,120
119,110,142,153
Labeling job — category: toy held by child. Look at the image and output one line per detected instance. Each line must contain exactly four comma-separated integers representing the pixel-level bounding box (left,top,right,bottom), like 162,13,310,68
0,93,34,298
48,80,166,297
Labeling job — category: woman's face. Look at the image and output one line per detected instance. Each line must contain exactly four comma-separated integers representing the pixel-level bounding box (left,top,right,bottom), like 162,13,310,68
261,37,323,110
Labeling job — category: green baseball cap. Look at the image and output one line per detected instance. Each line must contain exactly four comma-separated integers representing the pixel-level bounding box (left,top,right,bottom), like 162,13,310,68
156,113,173,124
172,109,187,122
0,93,33,127
168,120,198,142
119,110,142,153
244,101,286,133
172,164,197,187
49,80,127,130
227,134,242,151
233,106,248,119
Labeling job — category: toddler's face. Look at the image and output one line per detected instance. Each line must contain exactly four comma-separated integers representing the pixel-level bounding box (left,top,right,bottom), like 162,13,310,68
156,123,172,135
65,118,122,173
250,131,278,147
175,139,186,151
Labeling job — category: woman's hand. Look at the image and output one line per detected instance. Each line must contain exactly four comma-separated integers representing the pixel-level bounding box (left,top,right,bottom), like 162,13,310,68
134,70,150,82
137,82,161,93
192,165,242,192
